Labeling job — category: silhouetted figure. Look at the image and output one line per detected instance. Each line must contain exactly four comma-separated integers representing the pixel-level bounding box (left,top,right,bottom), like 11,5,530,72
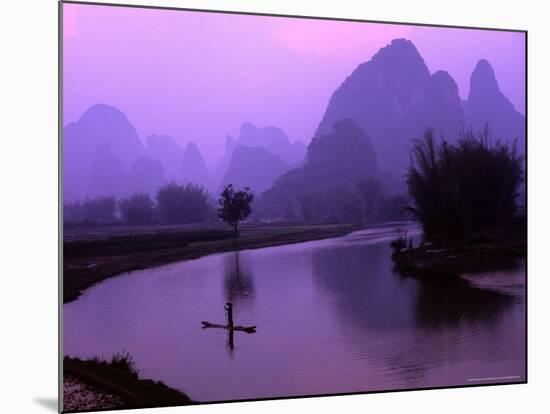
225,302,234,327
201,302,256,349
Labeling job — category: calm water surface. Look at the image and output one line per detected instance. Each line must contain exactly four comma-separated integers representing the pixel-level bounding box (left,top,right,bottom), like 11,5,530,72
63,223,525,401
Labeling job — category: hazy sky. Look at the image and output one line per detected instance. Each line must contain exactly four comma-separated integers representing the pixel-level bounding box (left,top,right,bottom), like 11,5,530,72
63,3,525,165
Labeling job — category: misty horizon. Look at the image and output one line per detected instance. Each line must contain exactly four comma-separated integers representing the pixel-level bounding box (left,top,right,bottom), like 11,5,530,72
63,37,525,205
63,3,525,167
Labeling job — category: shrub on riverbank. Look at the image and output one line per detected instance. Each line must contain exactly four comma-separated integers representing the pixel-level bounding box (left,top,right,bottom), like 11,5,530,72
406,128,524,240
63,353,193,410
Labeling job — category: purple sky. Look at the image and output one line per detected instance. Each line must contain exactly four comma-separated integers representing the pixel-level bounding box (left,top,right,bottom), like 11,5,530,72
63,3,525,166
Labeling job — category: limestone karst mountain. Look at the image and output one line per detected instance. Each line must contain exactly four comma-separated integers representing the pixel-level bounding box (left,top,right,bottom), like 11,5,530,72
237,123,306,165
464,59,525,153
145,134,185,182
213,123,306,189
86,143,129,199
213,135,238,186
260,118,378,221
181,142,212,190
315,39,466,174
64,104,144,201
128,156,167,196
219,146,291,195
63,41,524,211
314,38,524,182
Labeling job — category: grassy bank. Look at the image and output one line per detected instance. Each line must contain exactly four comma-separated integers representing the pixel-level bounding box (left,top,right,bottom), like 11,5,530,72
63,354,193,412
63,223,357,303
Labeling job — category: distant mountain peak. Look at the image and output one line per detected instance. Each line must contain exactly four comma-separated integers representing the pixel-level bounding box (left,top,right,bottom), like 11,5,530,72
185,141,199,152
463,58,524,153
225,135,236,154
219,145,290,194
78,103,130,125
240,122,258,136
183,141,207,163
379,38,421,57
259,118,378,221
469,59,501,100
235,122,305,165
315,38,439,171
181,141,212,189
308,118,377,171
431,70,458,88
367,38,430,79
63,103,144,201
473,58,496,78
145,133,183,182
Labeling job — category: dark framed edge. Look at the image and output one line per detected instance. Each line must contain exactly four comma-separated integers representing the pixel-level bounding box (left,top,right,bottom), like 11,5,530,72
61,0,527,33
57,1,528,412
524,30,529,383
58,1,64,413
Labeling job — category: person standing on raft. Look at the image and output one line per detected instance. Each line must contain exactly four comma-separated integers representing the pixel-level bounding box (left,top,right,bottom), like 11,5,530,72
224,302,234,328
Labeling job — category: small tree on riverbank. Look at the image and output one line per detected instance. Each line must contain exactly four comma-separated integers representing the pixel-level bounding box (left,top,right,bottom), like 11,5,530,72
217,184,254,237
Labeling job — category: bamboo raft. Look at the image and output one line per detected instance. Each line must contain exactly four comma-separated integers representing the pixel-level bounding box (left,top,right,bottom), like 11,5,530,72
201,321,256,334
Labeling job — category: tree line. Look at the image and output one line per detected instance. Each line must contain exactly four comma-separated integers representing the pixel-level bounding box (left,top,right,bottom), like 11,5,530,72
64,182,255,237
64,182,212,225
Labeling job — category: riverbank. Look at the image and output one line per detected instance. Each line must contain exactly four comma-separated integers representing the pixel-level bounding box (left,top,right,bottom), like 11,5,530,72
63,355,193,412
63,223,357,303
392,225,526,280
64,375,124,412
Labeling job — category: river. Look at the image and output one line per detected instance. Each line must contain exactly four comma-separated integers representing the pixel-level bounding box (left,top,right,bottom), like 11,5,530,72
63,222,526,402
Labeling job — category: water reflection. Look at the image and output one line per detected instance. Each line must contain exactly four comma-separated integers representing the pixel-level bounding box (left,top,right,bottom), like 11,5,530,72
227,328,234,354
64,223,525,401
223,252,255,306
411,273,514,329
311,242,418,332
311,235,522,388
222,252,256,356
385,272,519,387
